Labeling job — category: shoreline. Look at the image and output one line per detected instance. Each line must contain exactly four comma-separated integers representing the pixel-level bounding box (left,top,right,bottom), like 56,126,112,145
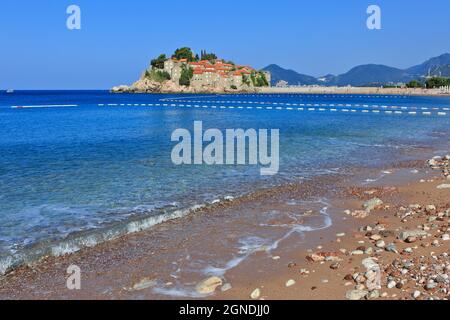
0,151,448,300
110,87,450,97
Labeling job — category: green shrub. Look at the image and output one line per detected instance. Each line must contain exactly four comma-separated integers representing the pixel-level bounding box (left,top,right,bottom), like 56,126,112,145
179,65,194,86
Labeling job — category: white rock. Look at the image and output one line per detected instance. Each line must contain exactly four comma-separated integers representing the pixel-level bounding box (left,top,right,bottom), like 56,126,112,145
370,234,382,241
413,290,421,299
285,279,296,287
363,198,384,213
196,277,223,295
387,281,396,289
442,234,450,241
131,278,156,291
346,289,368,300
399,230,428,241
437,184,450,190
250,288,261,299
376,240,386,248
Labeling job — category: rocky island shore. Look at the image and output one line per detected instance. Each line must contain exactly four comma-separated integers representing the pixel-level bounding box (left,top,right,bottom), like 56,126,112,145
112,47,271,94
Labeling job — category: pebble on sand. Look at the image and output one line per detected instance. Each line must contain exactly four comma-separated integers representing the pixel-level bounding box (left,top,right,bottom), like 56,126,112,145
286,279,296,287
196,277,223,295
346,289,368,300
250,288,261,299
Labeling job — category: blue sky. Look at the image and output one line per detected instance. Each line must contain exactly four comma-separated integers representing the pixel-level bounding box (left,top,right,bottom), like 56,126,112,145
1,0,449,89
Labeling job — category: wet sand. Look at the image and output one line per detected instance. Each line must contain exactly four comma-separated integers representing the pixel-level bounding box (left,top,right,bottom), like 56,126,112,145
0,155,449,300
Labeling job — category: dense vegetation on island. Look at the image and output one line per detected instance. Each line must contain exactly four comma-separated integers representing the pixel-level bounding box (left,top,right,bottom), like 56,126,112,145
145,47,269,88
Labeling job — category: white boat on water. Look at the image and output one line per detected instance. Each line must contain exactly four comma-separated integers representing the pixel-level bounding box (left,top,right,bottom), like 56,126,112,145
6,89,14,93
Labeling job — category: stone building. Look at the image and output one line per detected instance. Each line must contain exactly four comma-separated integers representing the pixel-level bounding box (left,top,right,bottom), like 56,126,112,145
162,58,270,89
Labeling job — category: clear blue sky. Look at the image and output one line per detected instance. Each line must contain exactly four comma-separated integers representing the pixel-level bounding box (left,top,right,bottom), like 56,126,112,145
1,0,449,89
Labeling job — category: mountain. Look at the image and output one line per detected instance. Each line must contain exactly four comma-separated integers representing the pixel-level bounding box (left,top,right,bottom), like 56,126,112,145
430,64,450,77
332,64,411,86
263,53,450,87
406,53,450,77
262,64,319,86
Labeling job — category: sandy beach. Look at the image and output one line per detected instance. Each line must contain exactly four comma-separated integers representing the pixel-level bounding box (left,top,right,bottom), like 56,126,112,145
0,151,448,300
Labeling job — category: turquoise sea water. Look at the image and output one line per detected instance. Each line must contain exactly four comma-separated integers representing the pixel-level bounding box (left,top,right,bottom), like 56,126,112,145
0,91,449,273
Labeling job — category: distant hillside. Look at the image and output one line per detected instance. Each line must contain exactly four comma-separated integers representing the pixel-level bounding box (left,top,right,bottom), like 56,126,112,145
332,64,411,86
263,53,450,87
430,64,450,77
263,64,319,86
406,53,450,77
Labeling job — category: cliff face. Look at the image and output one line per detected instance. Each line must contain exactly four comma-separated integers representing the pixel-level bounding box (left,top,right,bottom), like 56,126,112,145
111,78,258,94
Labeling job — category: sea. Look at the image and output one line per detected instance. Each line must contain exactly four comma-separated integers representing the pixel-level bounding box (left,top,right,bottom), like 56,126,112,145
0,90,449,274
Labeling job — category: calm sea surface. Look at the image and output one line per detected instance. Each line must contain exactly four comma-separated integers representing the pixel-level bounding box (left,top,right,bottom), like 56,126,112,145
0,91,449,273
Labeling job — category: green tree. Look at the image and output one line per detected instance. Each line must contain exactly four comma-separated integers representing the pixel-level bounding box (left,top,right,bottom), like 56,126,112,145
144,69,171,83
179,65,194,86
200,50,217,62
406,80,423,88
150,54,167,70
172,47,195,61
426,77,450,88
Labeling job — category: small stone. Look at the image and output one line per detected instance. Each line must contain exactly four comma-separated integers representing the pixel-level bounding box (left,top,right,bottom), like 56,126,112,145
196,277,223,295
376,240,386,248
425,205,436,212
403,247,413,254
405,236,417,243
426,282,437,291
250,288,261,299
413,290,421,299
346,289,368,300
435,274,448,283
399,230,428,241
330,262,340,270
387,281,396,289
396,282,403,289
352,210,369,219
367,290,380,299
363,198,384,213
336,233,346,237
385,243,398,254
131,278,156,291
379,230,395,238
436,184,450,190
285,279,296,287
344,274,353,281
370,234,382,241
442,234,450,241
351,250,365,256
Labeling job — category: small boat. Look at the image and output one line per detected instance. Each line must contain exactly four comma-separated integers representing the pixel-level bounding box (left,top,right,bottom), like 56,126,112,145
6,89,14,94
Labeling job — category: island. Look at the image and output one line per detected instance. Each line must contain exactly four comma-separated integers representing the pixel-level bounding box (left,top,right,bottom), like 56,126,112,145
112,47,271,94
